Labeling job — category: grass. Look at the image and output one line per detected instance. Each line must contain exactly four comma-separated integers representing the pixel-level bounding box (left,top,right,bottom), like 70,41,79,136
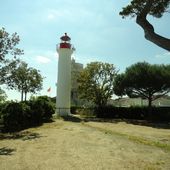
0,118,170,170
83,122,170,152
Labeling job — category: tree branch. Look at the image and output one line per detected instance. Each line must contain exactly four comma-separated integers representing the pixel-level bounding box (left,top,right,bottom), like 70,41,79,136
153,90,170,100
136,1,170,51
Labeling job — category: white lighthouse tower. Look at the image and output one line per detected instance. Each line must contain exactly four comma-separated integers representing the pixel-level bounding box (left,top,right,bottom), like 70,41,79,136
56,33,74,116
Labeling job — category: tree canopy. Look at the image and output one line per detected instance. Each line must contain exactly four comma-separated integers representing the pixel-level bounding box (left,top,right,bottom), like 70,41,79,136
2,60,43,101
114,62,170,107
0,27,23,62
120,0,170,51
78,62,117,107
0,27,24,100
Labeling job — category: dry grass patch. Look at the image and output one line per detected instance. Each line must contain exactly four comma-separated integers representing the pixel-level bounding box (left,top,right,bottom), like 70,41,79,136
0,118,170,170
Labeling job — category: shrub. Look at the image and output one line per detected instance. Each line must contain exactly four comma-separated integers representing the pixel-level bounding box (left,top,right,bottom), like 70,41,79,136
70,106,77,114
0,102,10,117
1,96,55,132
94,106,170,122
71,106,95,117
1,102,31,132
29,96,55,123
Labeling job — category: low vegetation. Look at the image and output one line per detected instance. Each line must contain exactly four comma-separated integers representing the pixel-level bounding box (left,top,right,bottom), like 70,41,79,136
0,118,170,170
0,96,55,132
71,106,170,122
84,123,170,152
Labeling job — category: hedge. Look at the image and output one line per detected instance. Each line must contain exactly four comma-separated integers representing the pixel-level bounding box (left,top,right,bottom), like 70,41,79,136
71,106,170,122
1,96,55,132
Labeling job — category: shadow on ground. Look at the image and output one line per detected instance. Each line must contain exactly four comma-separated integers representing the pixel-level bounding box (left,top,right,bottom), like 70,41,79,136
83,117,170,129
0,147,16,156
62,115,82,123
58,114,170,129
0,131,42,141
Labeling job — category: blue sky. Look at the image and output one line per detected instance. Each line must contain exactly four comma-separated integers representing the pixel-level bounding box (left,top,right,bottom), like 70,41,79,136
1,0,170,100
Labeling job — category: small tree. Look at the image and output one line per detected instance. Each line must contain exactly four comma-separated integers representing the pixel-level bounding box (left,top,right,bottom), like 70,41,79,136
4,60,43,101
114,62,170,108
120,0,170,51
78,62,117,107
0,28,23,99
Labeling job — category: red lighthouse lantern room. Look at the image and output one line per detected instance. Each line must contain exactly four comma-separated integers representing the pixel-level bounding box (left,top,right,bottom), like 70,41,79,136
59,33,71,49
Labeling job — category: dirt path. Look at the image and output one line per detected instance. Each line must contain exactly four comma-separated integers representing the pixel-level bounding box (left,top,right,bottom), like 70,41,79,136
0,118,170,170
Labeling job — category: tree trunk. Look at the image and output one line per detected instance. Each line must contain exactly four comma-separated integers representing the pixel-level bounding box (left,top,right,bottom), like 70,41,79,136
24,92,27,101
136,15,170,51
148,97,152,108
148,95,153,120
21,90,24,102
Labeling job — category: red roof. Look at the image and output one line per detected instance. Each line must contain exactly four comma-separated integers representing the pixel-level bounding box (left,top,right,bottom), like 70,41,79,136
60,33,71,41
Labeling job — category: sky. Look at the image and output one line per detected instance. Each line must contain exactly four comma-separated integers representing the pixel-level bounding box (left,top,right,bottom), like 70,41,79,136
0,0,170,100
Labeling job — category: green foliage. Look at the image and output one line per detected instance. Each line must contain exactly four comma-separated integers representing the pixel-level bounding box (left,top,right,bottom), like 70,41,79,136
0,28,42,101
0,88,7,103
0,59,20,84
0,102,8,118
70,106,95,117
94,105,170,122
70,106,77,114
1,96,55,132
0,28,23,94
78,62,117,107
114,62,170,107
119,1,170,51
29,96,55,122
113,74,126,97
2,102,31,132
71,105,170,122
120,0,170,18
0,27,23,62
3,60,43,101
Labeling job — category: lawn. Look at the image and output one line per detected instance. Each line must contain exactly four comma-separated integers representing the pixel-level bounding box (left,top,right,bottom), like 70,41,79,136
0,117,170,170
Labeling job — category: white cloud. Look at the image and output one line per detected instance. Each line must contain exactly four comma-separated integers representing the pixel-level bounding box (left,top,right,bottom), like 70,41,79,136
24,49,58,61
47,14,55,20
46,9,72,21
46,7,95,23
35,55,51,64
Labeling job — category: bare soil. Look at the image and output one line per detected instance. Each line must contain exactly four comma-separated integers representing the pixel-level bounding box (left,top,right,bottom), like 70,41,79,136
0,117,170,170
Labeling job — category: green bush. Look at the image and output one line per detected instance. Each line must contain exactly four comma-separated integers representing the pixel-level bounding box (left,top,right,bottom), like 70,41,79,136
71,106,95,117
2,102,31,132
29,96,55,122
71,106,78,114
94,106,170,122
0,103,3,118
1,96,55,132
28,100,44,125
0,102,9,118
